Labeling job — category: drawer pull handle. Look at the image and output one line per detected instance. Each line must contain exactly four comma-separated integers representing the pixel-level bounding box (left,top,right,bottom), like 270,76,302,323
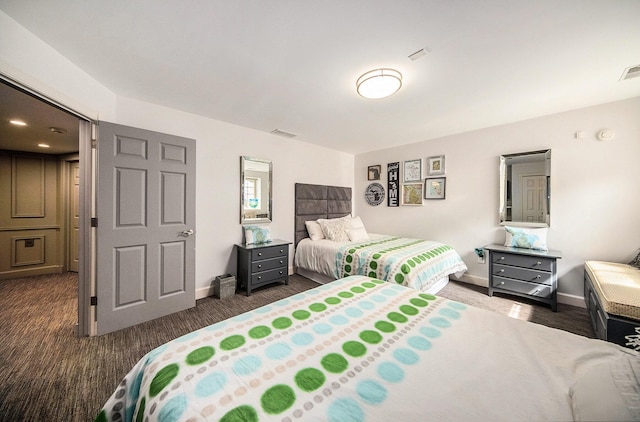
536,261,542,266
279,260,284,264
257,264,262,268
536,275,541,279
257,276,261,280
279,271,283,275
499,281,505,285
499,269,505,273
500,256,505,260
280,249,284,253
258,253,262,257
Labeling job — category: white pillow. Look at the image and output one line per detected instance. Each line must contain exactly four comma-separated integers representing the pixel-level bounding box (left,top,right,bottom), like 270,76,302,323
504,226,548,250
348,216,366,231
305,220,325,241
345,216,369,241
347,226,370,242
317,216,351,242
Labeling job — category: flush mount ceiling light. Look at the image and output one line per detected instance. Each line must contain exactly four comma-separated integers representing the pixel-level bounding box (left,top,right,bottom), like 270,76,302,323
10,119,27,126
356,68,402,99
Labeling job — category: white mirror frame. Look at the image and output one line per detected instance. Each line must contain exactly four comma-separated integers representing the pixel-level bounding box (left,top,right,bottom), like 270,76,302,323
499,149,551,228
241,156,272,224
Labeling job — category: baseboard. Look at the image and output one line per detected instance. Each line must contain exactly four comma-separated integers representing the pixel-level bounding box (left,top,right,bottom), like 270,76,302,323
450,274,586,309
196,266,295,300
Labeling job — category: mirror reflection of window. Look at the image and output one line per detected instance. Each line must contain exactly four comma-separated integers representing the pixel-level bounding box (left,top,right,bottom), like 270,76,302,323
244,177,261,209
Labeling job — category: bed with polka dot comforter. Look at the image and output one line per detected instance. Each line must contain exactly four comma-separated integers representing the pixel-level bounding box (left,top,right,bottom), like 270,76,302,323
96,275,640,422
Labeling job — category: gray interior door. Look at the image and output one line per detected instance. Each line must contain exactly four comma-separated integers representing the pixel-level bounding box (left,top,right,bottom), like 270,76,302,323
96,121,196,335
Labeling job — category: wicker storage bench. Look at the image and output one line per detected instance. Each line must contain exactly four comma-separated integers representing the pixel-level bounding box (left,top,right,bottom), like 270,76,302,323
584,260,640,350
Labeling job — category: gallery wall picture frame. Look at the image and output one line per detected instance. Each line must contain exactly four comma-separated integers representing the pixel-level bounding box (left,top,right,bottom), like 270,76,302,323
424,177,446,200
426,155,445,175
367,164,381,180
401,183,424,205
403,159,422,182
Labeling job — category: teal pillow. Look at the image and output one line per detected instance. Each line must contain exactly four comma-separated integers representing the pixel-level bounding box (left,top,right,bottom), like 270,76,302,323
504,226,548,250
244,226,273,245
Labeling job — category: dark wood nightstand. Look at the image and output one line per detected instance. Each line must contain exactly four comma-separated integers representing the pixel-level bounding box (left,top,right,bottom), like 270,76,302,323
485,244,562,312
236,239,291,296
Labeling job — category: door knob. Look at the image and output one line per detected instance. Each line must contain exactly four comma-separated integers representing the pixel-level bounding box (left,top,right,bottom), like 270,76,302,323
179,229,194,237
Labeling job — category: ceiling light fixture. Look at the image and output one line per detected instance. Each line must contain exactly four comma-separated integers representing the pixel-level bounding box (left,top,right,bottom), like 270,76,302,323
37,143,51,148
356,68,402,99
10,119,27,126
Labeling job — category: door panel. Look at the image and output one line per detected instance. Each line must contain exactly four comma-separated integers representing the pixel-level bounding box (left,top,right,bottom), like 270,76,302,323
96,121,196,335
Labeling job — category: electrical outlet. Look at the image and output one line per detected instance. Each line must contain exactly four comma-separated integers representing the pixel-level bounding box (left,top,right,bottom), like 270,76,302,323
477,256,485,264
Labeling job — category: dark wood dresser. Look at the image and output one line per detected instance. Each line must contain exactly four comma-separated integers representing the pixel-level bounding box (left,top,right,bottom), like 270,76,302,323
485,244,562,311
236,239,291,296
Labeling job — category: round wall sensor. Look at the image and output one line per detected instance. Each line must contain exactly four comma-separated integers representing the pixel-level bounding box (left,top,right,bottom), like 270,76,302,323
596,129,615,141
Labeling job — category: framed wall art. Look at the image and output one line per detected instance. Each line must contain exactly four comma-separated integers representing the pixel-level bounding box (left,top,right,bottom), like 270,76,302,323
387,162,400,207
401,183,423,205
403,159,422,182
424,177,446,199
426,155,445,176
367,164,381,180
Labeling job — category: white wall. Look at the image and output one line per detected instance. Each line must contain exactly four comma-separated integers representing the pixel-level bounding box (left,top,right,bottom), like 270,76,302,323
0,10,354,298
355,97,640,304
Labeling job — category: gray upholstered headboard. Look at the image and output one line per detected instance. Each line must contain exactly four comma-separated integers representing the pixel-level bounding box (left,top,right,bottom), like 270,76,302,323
294,183,352,246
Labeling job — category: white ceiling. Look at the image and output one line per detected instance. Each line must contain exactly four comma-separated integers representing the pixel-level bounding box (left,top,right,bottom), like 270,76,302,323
1,0,639,155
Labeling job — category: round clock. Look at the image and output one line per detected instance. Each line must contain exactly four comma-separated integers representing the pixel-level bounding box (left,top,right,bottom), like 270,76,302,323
365,183,385,206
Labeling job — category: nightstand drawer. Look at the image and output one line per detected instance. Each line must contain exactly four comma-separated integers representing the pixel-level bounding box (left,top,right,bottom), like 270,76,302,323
252,245,288,261
492,276,553,299
492,264,553,285
252,267,287,285
491,253,554,272
252,256,287,273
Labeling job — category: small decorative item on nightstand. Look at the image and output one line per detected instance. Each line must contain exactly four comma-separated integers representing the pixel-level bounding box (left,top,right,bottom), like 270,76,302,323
236,239,292,296
485,244,562,311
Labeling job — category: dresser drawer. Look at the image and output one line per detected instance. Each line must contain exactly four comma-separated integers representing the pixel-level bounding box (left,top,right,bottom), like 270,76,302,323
492,276,553,299
252,245,288,261
491,253,554,272
492,264,553,285
251,267,288,285
252,256,287,273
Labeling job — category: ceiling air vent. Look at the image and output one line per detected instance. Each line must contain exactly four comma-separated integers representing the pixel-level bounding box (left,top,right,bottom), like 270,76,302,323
270,129,297,138
620,64,640,81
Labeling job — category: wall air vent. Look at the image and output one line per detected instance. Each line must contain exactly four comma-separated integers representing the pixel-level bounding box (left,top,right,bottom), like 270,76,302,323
270,129,297,138
620,64,640,81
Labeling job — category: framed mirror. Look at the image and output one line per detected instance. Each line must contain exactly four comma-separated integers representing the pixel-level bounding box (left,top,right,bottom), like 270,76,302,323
499,149,551,227
241,156,272,224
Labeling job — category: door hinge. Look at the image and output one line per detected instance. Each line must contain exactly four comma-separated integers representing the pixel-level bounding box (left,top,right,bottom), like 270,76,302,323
91,296,97,306
91,123,97,148
91,217,98,227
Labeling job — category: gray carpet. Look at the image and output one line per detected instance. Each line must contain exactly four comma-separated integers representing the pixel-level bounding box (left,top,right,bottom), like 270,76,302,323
0,273,593,421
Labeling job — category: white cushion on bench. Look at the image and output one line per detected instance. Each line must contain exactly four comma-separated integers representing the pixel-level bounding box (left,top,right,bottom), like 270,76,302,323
585,261,640,321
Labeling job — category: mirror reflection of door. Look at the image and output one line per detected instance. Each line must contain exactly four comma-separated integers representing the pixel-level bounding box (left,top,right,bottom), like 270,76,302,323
68,161,80,272
520,175,546,223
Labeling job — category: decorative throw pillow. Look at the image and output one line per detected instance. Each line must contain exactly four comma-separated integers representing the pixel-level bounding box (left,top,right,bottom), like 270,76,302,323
244,225,273,245
630,250,640,269
305,220,325,241
504,226,548,250
317,216,350,242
